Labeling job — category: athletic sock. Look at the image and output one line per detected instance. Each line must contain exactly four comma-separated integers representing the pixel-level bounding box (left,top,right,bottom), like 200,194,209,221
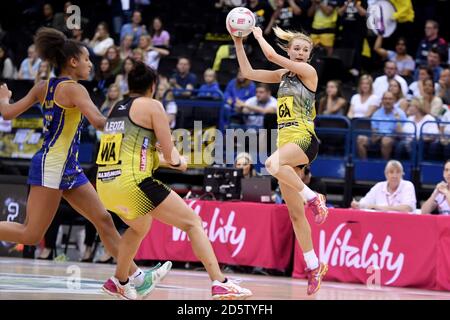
300,185,317,201
303,250,319,270
132,268,145,287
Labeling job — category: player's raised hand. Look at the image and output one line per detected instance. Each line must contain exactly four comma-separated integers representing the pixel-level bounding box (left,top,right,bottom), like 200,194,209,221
0,83,12,104
252,26,263,40
230,34,243,44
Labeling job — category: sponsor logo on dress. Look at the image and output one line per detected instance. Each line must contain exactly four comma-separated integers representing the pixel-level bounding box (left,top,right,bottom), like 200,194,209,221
140,137,149,171
98,169,122,181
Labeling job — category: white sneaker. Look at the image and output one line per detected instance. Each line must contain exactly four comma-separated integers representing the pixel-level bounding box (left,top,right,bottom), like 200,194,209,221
211,278,252,300
102,277,138,300
135,261,172,298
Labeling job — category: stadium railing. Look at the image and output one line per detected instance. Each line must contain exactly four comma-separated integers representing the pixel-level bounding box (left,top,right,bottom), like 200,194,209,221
350,118,417,182
418,120,449,186
166,88,226,132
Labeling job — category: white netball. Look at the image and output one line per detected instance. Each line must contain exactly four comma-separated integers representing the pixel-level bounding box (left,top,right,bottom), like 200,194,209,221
225,7,255,38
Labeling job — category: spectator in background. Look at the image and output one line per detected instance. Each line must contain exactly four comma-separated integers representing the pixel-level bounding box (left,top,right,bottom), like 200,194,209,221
437,67,450,105
109,0,124,38
105,46,123,76
308,0,339,56
170,57,197,91
421,160,450,215
374,35,415,79
150,17,170,48
34,60,54,84
337,0,367,75
18,44,41,80
265,0,309,35
215,0,244,10
439,110,450,160
0,46,16,79
41,3,55,28
300,165,326,196
155,75,178,129
119,34,134,60
373,61,408,99
224,69,256,110
51,1,72,32
89,22,115,57
246,0,274,32
388,0,415,43
197,68,223,99
422,78,445,119
414,48,443,83
120,10,148,48
357,91,407,160
94,58,115,97
99,84,123,117
415,20,448,67
71,25,90,45
395,97,439,159
132,48,146,63
351,160,417,213
214,0,245,33
388,79,409,112
114,57,135,96
212,42,252,72
52,1,89,37
138,35,169,71
235,152,257,178
235,83,277,128
318,80,347,115
408,65,436,98
347,75,380,119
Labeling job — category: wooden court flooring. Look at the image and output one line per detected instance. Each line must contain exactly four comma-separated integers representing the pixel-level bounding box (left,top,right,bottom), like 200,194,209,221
0,257,449,300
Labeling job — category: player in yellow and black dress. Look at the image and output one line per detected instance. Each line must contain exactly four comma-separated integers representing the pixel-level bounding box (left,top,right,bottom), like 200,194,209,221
232,26,328,295
97,61,252,300
0,28,169,297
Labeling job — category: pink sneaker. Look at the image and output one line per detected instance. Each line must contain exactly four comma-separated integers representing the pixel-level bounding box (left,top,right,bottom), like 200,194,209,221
305,263,328,295
102,277,138,300
211,279,252,300
307,193,328,225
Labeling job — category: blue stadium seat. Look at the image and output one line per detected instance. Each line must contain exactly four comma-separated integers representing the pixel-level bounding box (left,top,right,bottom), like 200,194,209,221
351,118,416,182
312,115,351,180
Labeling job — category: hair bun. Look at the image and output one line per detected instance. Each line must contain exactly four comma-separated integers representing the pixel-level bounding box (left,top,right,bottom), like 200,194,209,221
133,61,147,71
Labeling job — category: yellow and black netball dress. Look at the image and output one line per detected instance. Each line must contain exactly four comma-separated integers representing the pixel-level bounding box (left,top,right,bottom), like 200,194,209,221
28,77,88,189
96,97,171,220
276,72,319,163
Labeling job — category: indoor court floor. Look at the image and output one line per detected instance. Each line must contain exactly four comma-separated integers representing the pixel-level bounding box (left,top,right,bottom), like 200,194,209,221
0,257,449,300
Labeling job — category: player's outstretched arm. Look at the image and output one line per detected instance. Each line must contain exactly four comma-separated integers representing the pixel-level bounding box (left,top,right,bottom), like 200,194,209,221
149,99,186,170
0,81,44,120
233,35,286,84
69,83,106,130
252,27,317,85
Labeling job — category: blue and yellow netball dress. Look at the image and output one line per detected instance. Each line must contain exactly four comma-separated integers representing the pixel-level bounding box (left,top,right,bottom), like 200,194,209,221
28,77,88,189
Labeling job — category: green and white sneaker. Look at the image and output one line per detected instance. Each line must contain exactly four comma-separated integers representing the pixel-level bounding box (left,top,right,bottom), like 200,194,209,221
135,261,172,298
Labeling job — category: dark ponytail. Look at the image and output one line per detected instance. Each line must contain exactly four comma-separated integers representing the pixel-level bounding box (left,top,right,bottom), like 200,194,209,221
34,27,84,74
128,61,157,95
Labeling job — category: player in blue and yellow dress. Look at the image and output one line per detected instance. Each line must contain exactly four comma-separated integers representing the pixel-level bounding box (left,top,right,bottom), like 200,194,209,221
27,77,88,189
0,28,168,297
232,25,329,295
